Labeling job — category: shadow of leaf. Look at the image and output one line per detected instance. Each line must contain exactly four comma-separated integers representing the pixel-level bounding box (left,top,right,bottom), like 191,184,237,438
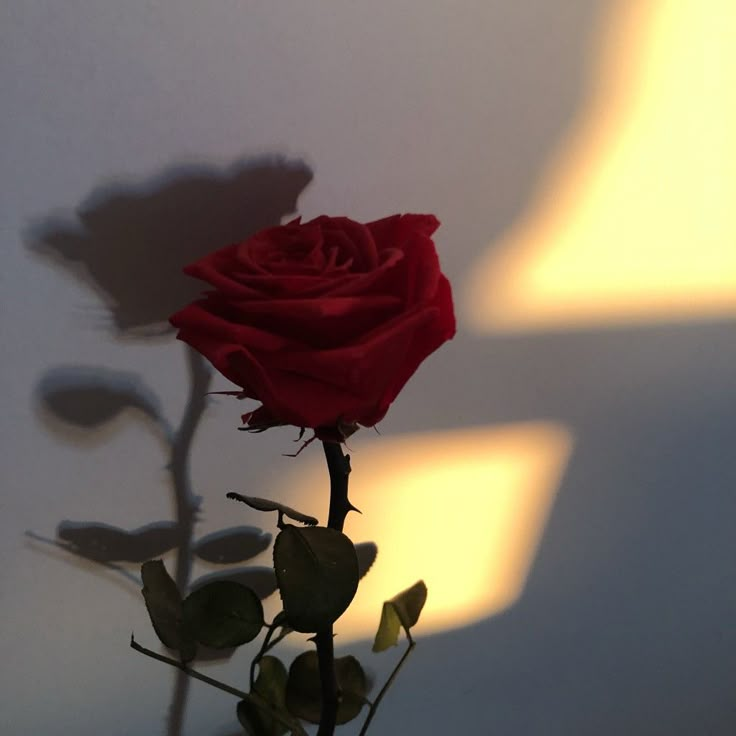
26,156,313,336
38,366,162,428
355,541,378,581
193,527,272,564
25,530,142,590
57,520,181,563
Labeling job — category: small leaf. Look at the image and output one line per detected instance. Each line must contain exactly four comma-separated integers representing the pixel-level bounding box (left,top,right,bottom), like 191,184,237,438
354,541,378,581
193,526,272,564
273,526,359,633
333,655,369,722
183,580,264,648
237,656,289,736
140,560,196,662
181,580,278,664
285,651,367,725
141,560,180,648
254,656,289,708
372,601,403,653
227,493,318,526
372,580,428,653
390,580,428,630
284,652,320,724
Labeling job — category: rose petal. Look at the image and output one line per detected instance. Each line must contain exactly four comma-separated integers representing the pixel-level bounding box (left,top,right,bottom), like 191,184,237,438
366,214,440,251
226,294,403,348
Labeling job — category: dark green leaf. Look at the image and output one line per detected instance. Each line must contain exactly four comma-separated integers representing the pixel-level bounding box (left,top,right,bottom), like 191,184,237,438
140,560,196,662
334,655,369,722
183,581,264,648
285,651,367,725
254,656,289,708
273,526,359,633
237,656,289,736
226,493,318,526
372,580,428,653
190,567,278,601
284,652,320,724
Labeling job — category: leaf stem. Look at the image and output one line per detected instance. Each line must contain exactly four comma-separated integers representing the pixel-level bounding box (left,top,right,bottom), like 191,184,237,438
131,637,308,736
250,619,280,688
315,441,354,736
131,636,248,699
358,640,416,736
264,625,292,652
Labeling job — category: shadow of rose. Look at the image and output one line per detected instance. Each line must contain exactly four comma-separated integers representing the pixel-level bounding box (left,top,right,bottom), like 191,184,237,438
27,155,314,336
25,154,314,736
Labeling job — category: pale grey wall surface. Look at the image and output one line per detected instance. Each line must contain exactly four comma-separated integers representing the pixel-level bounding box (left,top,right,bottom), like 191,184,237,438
2,1,735,734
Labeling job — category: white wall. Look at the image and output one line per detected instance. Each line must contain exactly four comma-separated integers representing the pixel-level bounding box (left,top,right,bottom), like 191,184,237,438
3,1,735,734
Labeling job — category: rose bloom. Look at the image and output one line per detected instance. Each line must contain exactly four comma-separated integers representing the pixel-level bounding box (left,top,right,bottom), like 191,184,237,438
170,214,455,441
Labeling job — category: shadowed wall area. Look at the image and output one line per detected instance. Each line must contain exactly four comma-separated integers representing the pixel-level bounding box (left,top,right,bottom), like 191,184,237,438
28,158,313,335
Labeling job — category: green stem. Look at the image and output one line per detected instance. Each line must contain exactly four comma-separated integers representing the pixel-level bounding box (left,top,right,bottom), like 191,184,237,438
323,441,354,531
359,639,416,736
131,636,249,699
131,637,307,736
316,441,354,736
315,629,339,736
250,624,276,688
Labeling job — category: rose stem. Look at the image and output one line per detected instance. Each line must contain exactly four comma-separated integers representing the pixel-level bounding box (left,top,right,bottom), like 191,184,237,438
358,638,416,736
316,441,353,736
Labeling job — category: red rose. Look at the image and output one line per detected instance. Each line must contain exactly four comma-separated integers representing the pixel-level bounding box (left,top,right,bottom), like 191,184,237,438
170,214,455,440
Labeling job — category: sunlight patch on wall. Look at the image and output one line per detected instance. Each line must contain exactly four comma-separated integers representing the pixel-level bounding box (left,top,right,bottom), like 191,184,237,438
465,0,736,332
281,423,573,641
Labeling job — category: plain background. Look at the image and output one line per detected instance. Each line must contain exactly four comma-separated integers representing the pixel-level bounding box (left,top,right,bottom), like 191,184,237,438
2,1,735,734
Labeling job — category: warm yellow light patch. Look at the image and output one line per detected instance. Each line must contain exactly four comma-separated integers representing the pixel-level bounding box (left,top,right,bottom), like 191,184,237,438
279,423,572,641
466,0,736,332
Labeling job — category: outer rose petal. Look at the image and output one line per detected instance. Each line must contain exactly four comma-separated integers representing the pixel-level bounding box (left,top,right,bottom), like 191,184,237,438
238,305,436,428
366,214,440,247
375,274,456,417
170,214,455,439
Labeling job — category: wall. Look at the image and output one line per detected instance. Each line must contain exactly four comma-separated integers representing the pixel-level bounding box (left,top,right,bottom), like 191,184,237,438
2,1,735,734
